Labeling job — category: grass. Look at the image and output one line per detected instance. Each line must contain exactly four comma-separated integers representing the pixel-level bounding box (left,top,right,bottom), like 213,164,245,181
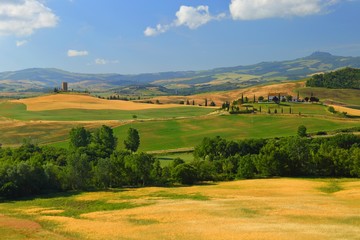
1,179,360,240
149,191,210,201
1,98,359,150
0,192,147,219
112,114,359,151
155,152,194,167
317,179,344,194
49,113,360,151
297,87,360,106
0,102,214,121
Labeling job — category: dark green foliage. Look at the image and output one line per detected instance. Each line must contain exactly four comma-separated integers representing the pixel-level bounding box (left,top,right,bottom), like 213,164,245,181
1,125,359,199
328,106,336,113
192,160,217,181
125,152,154,186
90,125,117,158
306,67,360,89
255,140,283,177
172,163,197,185
297,125,307,137
69,127,91,149
124,128,140,152
172,158,185,168
237,155,256,179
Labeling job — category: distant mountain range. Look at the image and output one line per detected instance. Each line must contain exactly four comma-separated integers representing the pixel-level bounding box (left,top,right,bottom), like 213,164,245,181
1,52,360,94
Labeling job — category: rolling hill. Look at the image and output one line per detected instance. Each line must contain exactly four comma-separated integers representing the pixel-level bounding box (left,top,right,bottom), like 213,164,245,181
1,52,360,93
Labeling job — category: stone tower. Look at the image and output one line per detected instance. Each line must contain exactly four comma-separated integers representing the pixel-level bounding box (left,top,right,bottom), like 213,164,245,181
62,82,68,91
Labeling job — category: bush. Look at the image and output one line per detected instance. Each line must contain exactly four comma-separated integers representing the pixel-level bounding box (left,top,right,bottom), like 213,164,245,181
316,131,327,136
172,164,197,185
328,106,336,113
297,125,307,137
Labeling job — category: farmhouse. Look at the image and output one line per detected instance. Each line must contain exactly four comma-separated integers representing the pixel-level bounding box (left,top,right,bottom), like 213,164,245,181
268,92,287,102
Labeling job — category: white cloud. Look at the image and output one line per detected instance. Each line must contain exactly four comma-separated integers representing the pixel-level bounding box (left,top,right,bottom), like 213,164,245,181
144,24,170,37
16,40,28,47
67,49,89,57
94,58,119,65
95,58,107,65
229,0,337,20
0,0,59,36
144,5,225,37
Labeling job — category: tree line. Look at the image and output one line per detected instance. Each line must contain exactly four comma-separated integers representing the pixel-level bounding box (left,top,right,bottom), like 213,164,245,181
0,125,359,199
306,67,360,89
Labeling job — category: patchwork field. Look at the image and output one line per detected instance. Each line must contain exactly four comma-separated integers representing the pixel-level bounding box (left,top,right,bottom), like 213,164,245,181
110,114,359,152
150,81,305,106
1,93,359,148
1,179,359,240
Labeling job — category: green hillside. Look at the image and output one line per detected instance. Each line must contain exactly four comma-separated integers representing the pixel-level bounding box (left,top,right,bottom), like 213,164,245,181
306,67,360,89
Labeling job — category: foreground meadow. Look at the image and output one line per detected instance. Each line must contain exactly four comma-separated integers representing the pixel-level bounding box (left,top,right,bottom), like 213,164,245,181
0,179,359,240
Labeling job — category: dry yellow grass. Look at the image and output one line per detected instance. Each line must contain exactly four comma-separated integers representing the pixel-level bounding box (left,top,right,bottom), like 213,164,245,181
0,214,68,240
0,116,125,146
5,179,358,240
13,94,184,111
330,105,360,116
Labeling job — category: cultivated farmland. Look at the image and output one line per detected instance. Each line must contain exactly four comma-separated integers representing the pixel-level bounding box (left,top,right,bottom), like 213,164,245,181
0,93,359,148
1,179,359,240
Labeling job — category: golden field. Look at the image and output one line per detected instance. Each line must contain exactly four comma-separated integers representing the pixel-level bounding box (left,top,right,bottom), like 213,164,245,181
1,179,359,240
13,94,184,111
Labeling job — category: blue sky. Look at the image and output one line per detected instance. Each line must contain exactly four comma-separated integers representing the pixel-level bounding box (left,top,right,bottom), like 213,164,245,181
0,0,360,74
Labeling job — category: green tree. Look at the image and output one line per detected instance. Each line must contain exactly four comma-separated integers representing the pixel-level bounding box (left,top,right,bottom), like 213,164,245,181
93,125,118,156
237,154,256,179
93,158,114,188
125,153,154,186
255,139,283,177
69,127,91,149
172,163,197,185
350,146,360,177
328,106,336,113
63,153,92,190
297,125,307,137
151,159,163,184
124,128,140,152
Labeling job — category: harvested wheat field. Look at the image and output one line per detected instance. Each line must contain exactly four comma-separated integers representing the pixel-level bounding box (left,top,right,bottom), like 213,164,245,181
1,178,359,240
13,94,184,111
0,116,123,146
154,81,306,105
330,105,360,116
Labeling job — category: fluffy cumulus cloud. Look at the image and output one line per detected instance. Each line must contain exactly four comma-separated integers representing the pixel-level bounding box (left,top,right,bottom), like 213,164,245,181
229,0,337,20
67,50,89,57
0,0,58,36
144,5,225,37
